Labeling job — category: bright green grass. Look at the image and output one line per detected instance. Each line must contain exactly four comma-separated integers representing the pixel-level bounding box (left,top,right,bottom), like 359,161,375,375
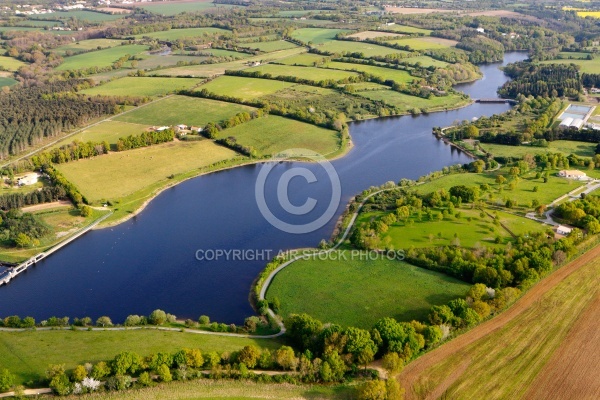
404,55,449,68
0,76,17,87
278,10,321,17
53,121,150,148
114,96,254,127
20,19,63,27
197,76,296,101
31,10,125,21
53,38,124,55
205,48,252,58
277,53,330,66
345,82,390,91
379,24,432,35
556,51,591,60
56,45,149,71
60,379,353,400
130,54,209,70
221,115,339,156
0,329,281,385
0,55,26,71
357,90,468,113
290,28,350,44
137,1,236,16
81,77,203,97
386,37,457,50
541,57,600,74
241,40,298,52
57,140,237,201
325,61,413,84
267,257,470,328
134,27,230,40
414,169,586,207
246,63,358,82
317,40,412,58
480,141,597,159
0,26,43,33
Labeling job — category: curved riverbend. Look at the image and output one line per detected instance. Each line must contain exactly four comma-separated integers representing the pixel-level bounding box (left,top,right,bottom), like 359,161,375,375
0,53,528,324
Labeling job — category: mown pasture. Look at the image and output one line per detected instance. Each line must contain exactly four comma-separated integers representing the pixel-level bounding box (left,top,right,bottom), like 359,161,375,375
0,55,26,71
81,77,204,97
133,27,230,40
357,90,468,113
290,28,350,44
241,40,299,52
325,61,413,83
55,45,149,71
197,76,296,100
53,38,123,55
52,121,150,148
246,63,359,82
317,40,412,58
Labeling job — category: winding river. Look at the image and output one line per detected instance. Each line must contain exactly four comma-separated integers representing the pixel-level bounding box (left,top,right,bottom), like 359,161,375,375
0,52,528,324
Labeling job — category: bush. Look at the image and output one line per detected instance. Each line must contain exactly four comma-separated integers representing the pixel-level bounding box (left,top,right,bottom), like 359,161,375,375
0,368,15,392
148,309,167,325
124,315,141,326
198,315,210,325
156,364,172,382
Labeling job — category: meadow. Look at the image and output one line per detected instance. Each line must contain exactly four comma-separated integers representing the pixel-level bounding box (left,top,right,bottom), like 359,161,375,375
241,40,299,52
133,27,230,40
404,55,449,67
0,329,281,385
204,48,252,58
325,61,414,84
357,90,468,113
53,39,124,56
31,10,125,22
386,37,458,50
219,115,340,156
480,141,597,158
277,53,330,66
379,24,432,35
81,77,204,97
52,121,150,148
246,63,359,82
0,76,17,87
541,57,600,74
128,54,209,70
402,247,600,399
56,140,237,202
347,31,404,40
0,55,26,71
266,257,470,328
55,45,149,71
290,28,350,44
114,95,254,127
318,40,412,58
197,76,296,100
135,1,236,16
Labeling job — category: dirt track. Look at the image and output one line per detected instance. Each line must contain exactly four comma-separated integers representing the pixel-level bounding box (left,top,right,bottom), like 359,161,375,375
525,294,600,400
399,244,600,399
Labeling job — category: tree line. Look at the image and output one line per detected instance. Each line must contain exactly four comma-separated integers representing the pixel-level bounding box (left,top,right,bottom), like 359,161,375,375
0,186,67,211
499,63,581,98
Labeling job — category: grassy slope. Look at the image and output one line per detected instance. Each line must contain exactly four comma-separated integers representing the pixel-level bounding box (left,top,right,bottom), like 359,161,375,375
386,37,457,50
0,56,26,71
408,250,600,399
326,61,413,83
56,45,149,71
81,77,204,97
0,330,282,385
541,57,600,74
480,141,597,158
197,76,296,101
317,40,411,58
52,121,150,147
53,39,124,55
0,76,17,87
278,53,330,66
221,115,339,156
134,27,230,40
114,96,254,127
246,64,359,82
242,40,299,52
267,258,470,328
358,90,468,113
56,140,237,202
290,28,350,44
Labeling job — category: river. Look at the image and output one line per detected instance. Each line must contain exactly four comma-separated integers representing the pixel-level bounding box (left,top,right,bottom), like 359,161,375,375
0,52,528,323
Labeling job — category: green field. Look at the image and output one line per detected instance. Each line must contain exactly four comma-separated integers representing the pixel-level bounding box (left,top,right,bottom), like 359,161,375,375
241,40,298,52
277,53,330,66
220,115,340,156
57,140,237,202
326,61,413,83
317,40,412,58
31,10,125,21
204,48,252,58
53,121,150,148
0,329,281,385
134,27,230,40
541,57,600,74
0,55,26,71
56,45,149,71
60,379,353,399
357,90,468,113
136,1,236,16
0,26,43,33
267,257,470,328
404,55,449,68
129,54,209,70
480,141,597,159
246,63,359,82
0,76,17,87
82,77,203,97
290,28,350,44
197,76,296,100
379,24,432,35
386,37,457,50
53,39,124,55
114,96,254,127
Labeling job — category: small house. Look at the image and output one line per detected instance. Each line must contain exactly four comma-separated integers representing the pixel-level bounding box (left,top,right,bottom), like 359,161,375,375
558,170,588,181
557,225,573,236
176,124,187,131
17,172,39,186
155,126,170,132
476,27,485,33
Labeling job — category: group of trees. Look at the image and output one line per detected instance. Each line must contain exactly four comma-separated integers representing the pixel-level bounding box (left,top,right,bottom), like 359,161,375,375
499,63,581,98
116,129,175,151
554,195,600,233
456,35,505,64
0,186,67,211
0,209,49,248
30,141,110,166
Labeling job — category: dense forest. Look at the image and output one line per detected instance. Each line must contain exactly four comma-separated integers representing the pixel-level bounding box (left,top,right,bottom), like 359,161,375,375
498,63,581,98
0,186,67,211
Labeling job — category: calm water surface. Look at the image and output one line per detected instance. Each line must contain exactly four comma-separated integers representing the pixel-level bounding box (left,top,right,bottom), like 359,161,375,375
0,53,528,323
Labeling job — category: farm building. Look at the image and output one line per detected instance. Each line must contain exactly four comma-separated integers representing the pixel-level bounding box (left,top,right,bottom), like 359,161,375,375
557,225,573,236
559,117,573,129
558,170,588,180
571,118,584,129
17,172,39,186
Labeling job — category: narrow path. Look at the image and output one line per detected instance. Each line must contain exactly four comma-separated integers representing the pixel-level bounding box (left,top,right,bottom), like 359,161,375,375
0,95,174,169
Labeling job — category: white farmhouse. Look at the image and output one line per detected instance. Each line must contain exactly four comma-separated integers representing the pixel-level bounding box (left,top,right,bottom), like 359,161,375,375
17,172,39,186
558,170,588,181
557,225,573,236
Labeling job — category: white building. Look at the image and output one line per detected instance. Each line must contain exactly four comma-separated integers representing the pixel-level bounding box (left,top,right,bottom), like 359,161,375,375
557,225,573,236
559,117,573,129
571,118,584,129
17,172,39,186
558,170,588,181
476,27,485,33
